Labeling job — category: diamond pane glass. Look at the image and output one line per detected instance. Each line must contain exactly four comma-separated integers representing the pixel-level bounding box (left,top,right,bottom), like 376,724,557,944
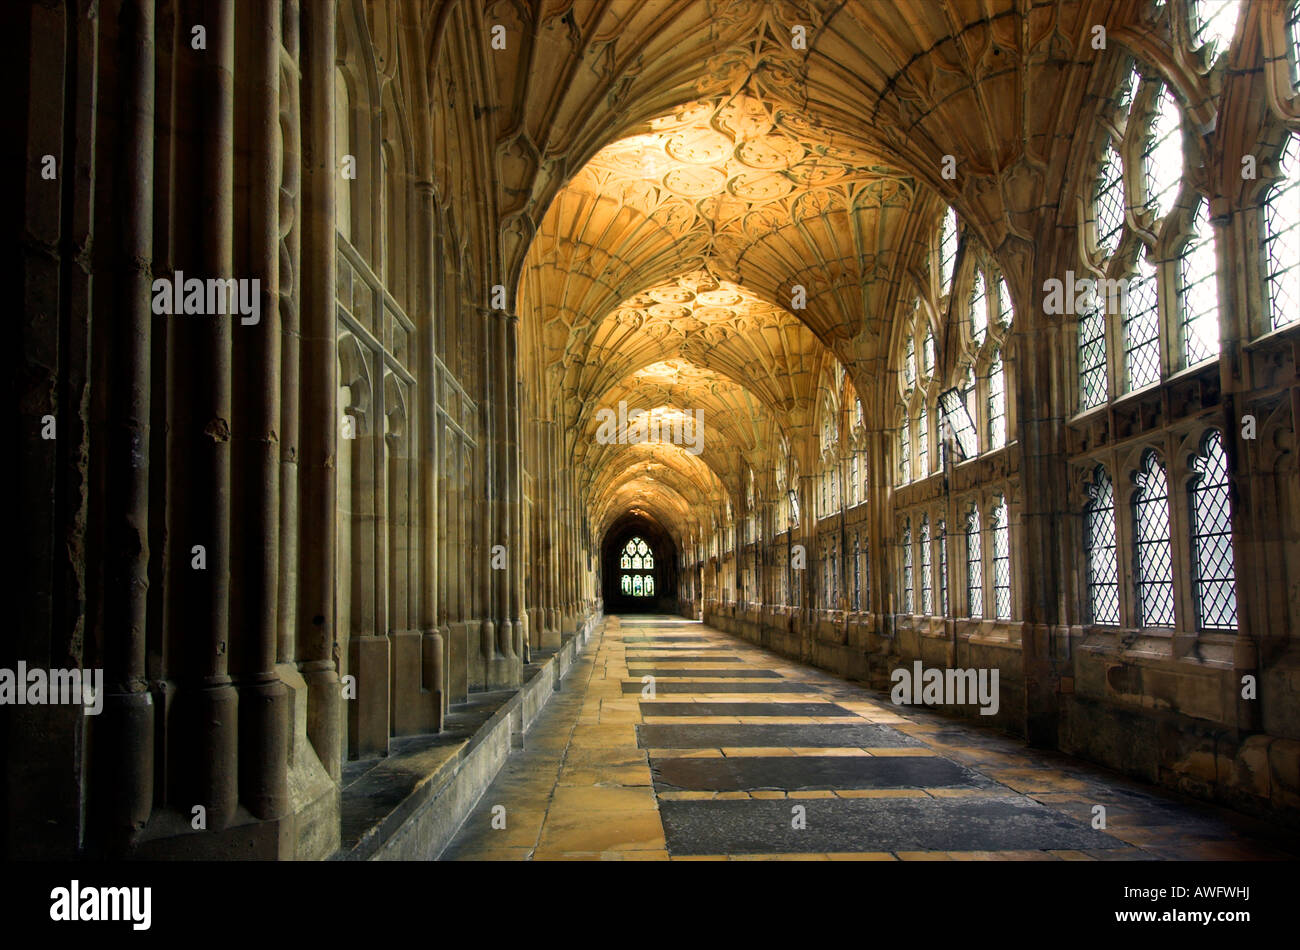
1085,466,1121,625
966,507,983,619
1292,2,1300,91
1181,200,1220,366
992,498,1011,620
971,271,988,345
1191,431,1238,630
988,354,1006,449
1145,85,1183,222
1125,255,1161,391
853,531,861,610
997,277,1013,327
940,208,958,293
1078,300,1108,410
937,521,949,616
902,521,914,614
1265,134,1299,331
899,412,911,484
920,518,933,615
1190,0,1240,59
918,407,929,475
1096,143,1126,257
1134,451,1176,627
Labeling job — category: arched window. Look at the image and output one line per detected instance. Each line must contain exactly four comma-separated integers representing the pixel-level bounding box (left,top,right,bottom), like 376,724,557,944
936,520,949,616
1189,0,1240,60
620,537,655,598
987,353,1006,449
1180,199,1220,366
971,271,988,346
1143,84,1183,222
1133,451,1175,627
917,407,930,476
1078,296,1108,411
1085,466,1121,625
1264,133,1299,331
940,208,959,294
852,531,861,610
850,455,858,505
966,506,983,619
1124,254,1161,391
961,367,979,453
919,517,933,615
1095,142,1126,257
997,277,1014,328
991,497,1011,620
1291,2,1300,91
1190,430,1238,630
899,413,911,484
901,520,914,614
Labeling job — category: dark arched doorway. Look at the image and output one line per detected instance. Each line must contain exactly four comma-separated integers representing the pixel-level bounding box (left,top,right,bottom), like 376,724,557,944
602,516,677,614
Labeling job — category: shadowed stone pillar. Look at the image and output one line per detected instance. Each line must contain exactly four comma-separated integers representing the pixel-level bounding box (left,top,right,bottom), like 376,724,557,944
230,0,289,820
91,0,157,852
165,0,239,829
297,0,341,781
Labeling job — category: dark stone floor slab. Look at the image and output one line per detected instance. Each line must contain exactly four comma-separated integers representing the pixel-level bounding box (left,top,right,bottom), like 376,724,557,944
619,644,733,650
628,668,781,679
658,797,1124,855
651,755,989,792
622,681,817,694
626,655,743,663
639,702,853,717
636,722,922,749
621,636,708,642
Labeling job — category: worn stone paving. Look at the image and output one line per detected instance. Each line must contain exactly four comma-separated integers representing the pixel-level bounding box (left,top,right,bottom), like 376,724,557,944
439,616,1299,861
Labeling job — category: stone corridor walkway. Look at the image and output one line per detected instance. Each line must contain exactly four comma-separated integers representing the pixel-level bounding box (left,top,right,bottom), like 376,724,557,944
440,616,1297,861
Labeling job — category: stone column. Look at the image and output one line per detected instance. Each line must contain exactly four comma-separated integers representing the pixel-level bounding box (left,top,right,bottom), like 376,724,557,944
231,0,289,820
297,0,341,780
92,0,157,851
165,0,239,828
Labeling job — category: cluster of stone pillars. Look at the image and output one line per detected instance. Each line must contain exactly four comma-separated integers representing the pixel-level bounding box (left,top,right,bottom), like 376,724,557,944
10,0,602,860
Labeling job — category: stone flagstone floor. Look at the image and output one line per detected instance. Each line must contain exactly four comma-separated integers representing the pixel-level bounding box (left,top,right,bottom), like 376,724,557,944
439,616,1298,861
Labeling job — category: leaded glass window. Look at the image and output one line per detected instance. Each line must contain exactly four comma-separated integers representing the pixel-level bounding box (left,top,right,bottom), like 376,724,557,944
1125,254,1161,391
991,497,1011,620
620,537,654,598
1133,451,1176,627
966,506,983,619
920,517,933,615
923,327,936,376
1190,430,1238,630
997,277,1013,327
1144,84,1183,222
1096,142,1126,257
1265,134,1299,331
852,531,861,610
1180,199,1220,365
901,520,914,614
971,271,988,346
1189,0,1240,60
899,412,911,484
1085,466,1121,625
918,407,930,476
940,208,958,294
1078,297,1108,411
905,333,917,389
988,353,1006,449
937,520,949,616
